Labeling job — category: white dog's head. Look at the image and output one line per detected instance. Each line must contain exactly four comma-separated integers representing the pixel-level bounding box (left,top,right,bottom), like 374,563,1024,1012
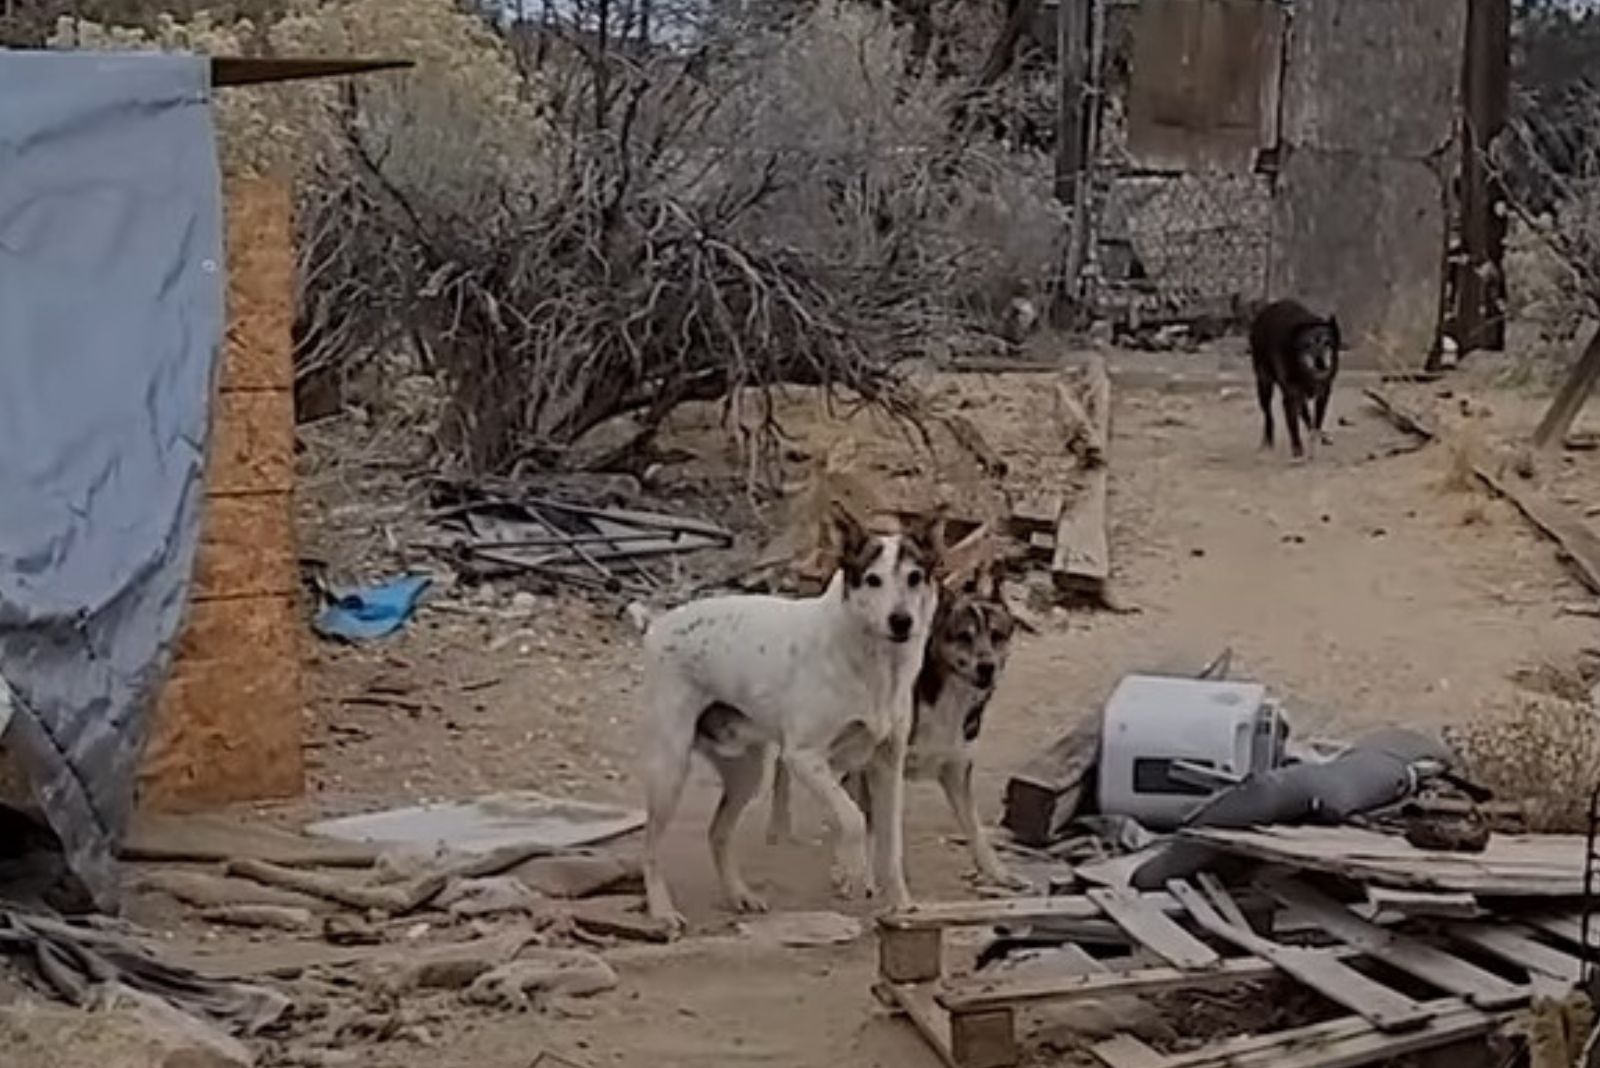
830,503,943,645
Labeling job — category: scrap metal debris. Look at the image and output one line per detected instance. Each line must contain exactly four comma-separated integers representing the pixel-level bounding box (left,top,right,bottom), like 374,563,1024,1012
422,483,734,597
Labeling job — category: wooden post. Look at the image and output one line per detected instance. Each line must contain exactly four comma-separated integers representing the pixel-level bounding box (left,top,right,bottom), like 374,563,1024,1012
139,178,305,811
1054,0,1095,323
1453,0,1510,354
1533,324,1600,451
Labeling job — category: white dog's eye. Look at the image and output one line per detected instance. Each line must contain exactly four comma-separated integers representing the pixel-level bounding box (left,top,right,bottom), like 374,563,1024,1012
907,570,924,589
866,574,884,589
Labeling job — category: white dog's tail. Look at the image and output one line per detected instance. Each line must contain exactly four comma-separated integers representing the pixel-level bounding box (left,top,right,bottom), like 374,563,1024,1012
623,600,658,636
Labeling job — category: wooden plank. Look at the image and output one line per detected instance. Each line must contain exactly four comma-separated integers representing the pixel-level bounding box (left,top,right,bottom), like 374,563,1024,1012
950,1007,1019,1068
1165,1001,1494,1068
1054,466,1109,592
1521,911,1593,949
1093,1034,1166,1068
190,492,298,600
1448,924,1583,984
1265,881,1527,1010
1364,887,1482,920
1052,356,1111,595
1169,880,1434,1032
207,389,296,496
883,890,1212,931
1476,463,1600,596
1533,325,1600,450
876,982,956,1068
880,926,944,983
1089,887,1221,970
1179,824,1588,896
141,594,304,811
944,951,1361,1013
1366,389,1600,596
211,56,413,87
1000,719,1099,847
1195,873,1253,931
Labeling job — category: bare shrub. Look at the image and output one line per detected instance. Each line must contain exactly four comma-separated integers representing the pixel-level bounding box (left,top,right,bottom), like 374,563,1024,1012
61,0,1061,477
1445,696,1600,832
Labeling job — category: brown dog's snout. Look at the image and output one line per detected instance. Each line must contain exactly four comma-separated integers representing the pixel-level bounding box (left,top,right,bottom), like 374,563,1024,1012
974,661,996,687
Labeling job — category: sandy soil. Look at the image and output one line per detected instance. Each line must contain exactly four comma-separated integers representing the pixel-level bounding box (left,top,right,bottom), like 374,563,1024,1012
136,350,1600,1067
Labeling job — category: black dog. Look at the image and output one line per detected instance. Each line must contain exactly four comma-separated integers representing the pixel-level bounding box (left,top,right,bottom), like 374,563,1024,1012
1248,299,1341,459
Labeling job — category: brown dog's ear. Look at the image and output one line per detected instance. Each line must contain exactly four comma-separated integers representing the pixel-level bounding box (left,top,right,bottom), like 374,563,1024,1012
829,499,872,584
900,509,947,575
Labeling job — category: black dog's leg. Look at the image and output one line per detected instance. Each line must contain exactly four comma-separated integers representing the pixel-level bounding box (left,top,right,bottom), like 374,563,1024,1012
1312,385,1332,444
1282,386,1306,459
1256,374,1276,449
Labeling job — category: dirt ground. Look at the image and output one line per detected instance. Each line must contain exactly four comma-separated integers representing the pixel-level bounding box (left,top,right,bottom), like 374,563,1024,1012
141,349,1600,1067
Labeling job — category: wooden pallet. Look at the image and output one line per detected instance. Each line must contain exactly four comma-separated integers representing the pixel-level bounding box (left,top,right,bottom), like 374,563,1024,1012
875,877,1579,1068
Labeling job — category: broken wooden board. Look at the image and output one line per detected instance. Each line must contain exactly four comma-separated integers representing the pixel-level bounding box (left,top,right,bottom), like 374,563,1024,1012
1365,389,1600,595
1090,998,1496,1068
1447,923,1584,984
1000,719,1099,847
1265,880,1527,1010
1180,824,1587,896
1088,886,1221,970
1533,323,1600,450
1052,356,1112,599
1169,879,1436,1032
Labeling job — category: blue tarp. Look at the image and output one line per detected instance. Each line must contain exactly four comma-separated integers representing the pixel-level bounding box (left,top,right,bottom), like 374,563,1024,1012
0,51,224,909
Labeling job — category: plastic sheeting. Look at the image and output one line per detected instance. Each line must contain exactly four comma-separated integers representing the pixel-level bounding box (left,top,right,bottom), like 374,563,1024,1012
0,52,224,909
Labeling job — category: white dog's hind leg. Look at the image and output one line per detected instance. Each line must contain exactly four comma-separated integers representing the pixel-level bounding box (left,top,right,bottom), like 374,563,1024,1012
867,733,912,911
939,762,1029,891
641,688,697,934
785,751,870,899
708,749,769,913
765,754,794,845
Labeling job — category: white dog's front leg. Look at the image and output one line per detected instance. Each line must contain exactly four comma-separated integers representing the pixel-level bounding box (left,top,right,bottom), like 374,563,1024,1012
939,761,1029,891
785,750,870,899
867,732,911,911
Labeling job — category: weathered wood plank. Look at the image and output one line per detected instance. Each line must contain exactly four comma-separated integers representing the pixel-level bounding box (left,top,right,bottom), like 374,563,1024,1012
1093,1034,1166,1068
1533,325,1600,449
944,951,1358,1013
1366,389,1600,596
1448,924,1583,984
1265,881,1527,1010
1089,887,1221,969
1180,823,1588,896
1000,719,1099,847
1169,880,1434,1032
1173,1001,1492,1068
1052,355,1112,596
876,982,957,1067
883,890,1211,931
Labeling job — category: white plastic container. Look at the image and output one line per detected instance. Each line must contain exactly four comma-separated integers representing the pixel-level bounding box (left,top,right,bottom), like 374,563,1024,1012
1096,674,1285,830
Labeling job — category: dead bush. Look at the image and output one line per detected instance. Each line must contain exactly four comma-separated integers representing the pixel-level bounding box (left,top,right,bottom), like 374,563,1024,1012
62,0,1062,477
1444,696,1600,833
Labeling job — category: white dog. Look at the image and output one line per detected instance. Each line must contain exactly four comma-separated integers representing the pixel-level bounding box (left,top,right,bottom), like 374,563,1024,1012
766,559,1030,891
636,505,942,932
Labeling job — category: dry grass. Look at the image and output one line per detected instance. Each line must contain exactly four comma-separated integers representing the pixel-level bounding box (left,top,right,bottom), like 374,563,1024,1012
1445,694,1600,833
